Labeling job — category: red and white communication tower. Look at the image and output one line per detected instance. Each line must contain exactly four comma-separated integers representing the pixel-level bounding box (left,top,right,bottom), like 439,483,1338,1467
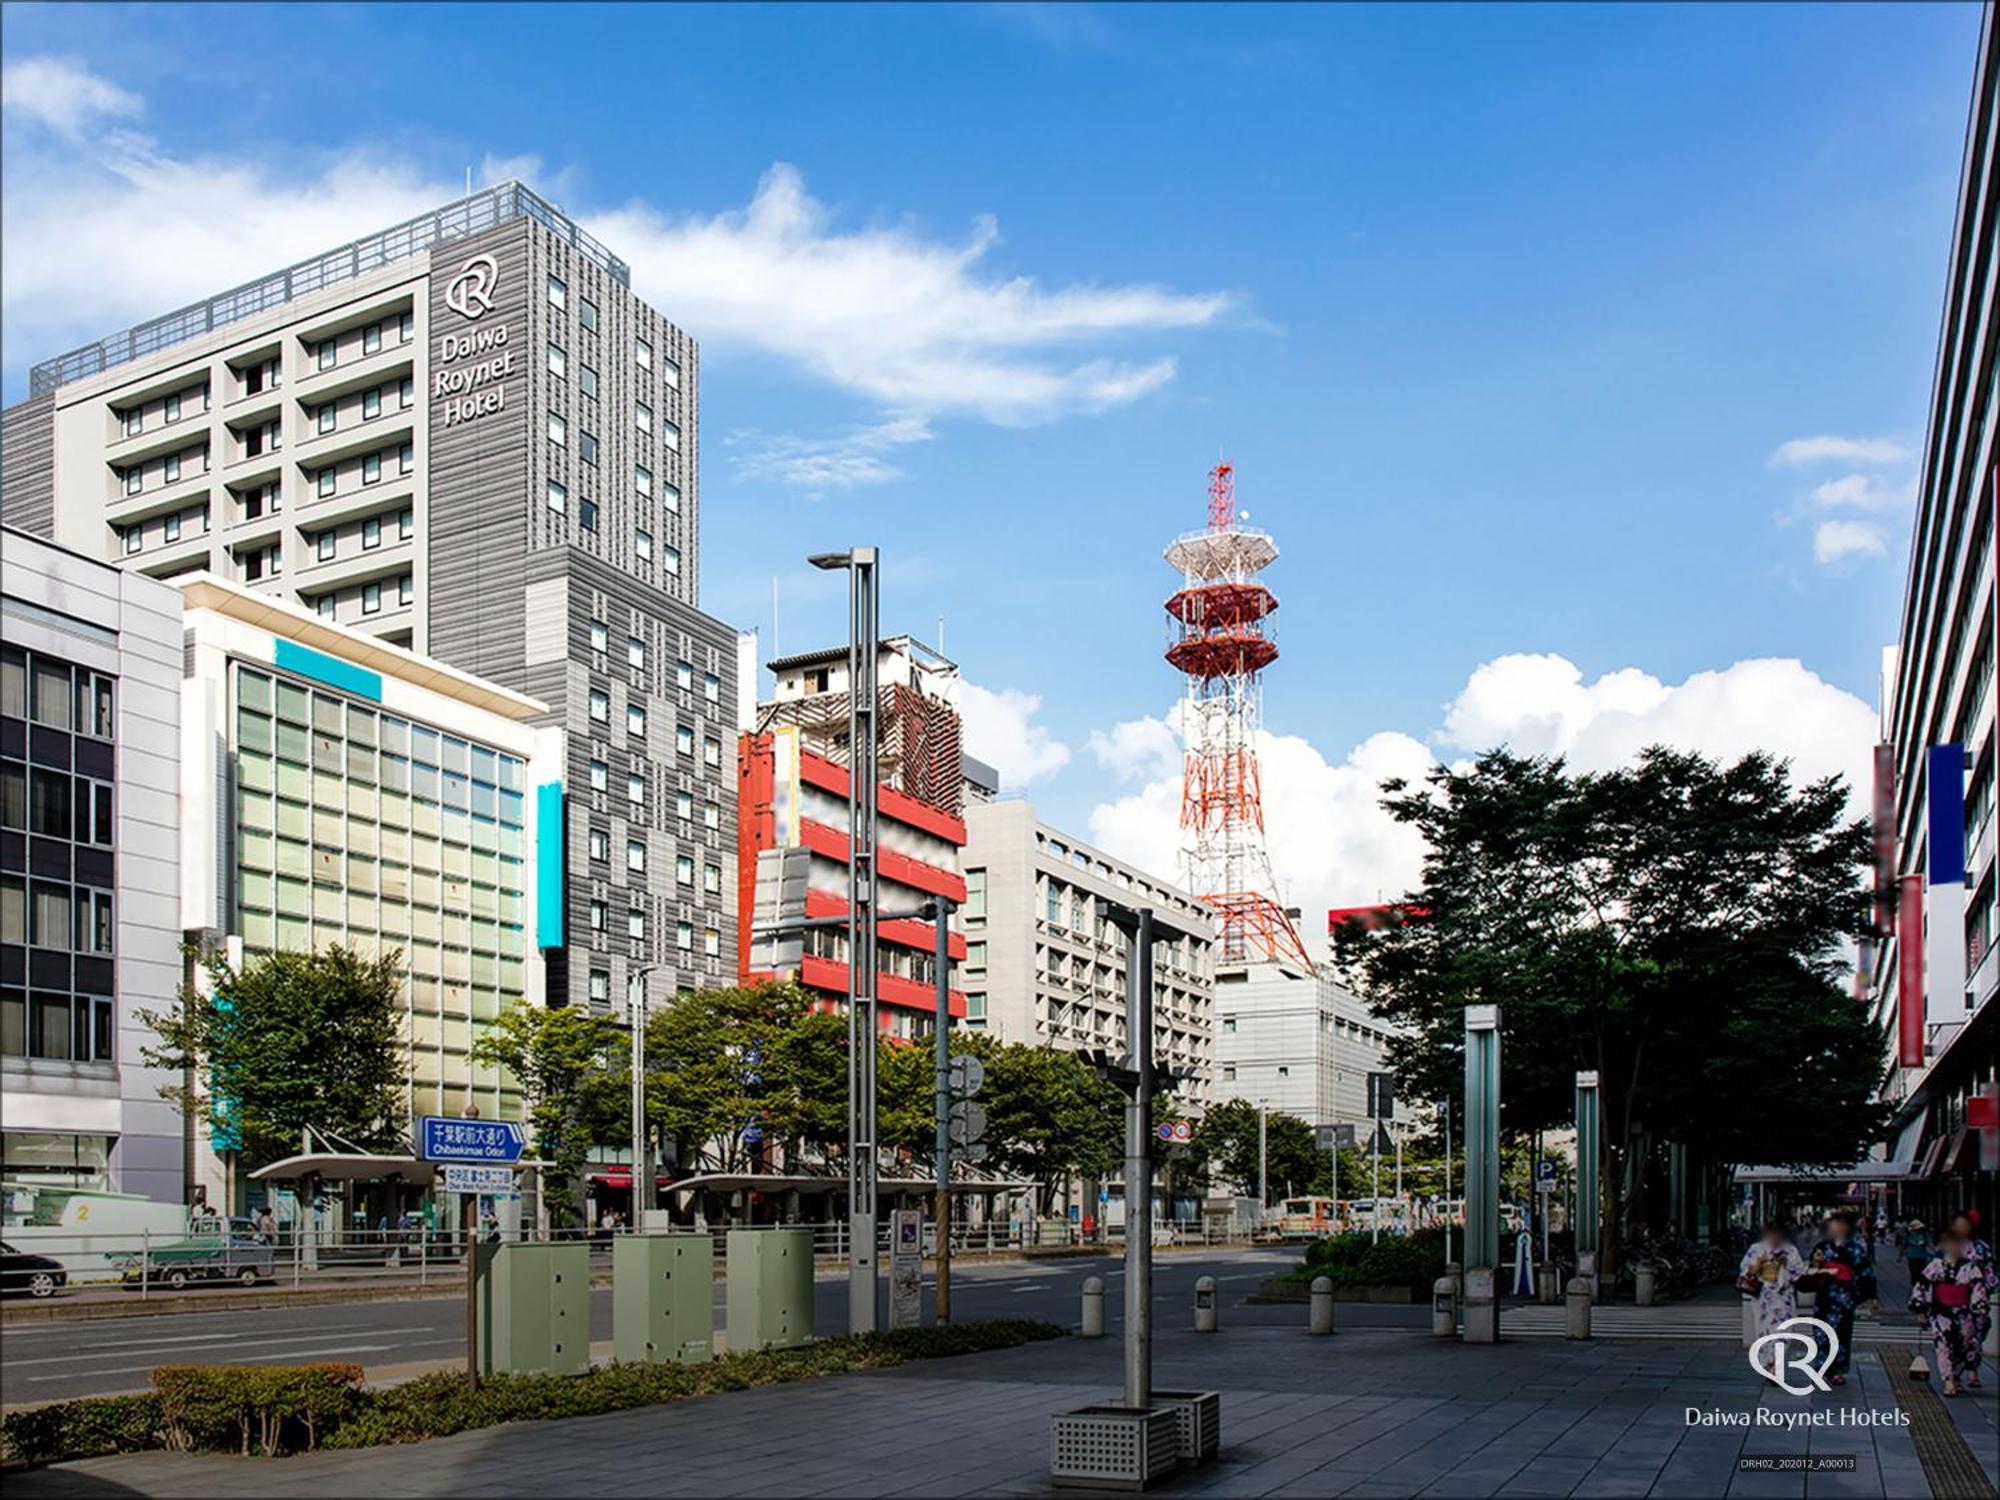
1164,463,1313,971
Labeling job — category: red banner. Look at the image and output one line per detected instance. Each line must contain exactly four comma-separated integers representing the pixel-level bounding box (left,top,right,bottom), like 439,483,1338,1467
1898,874,1925,1068
1873,745,1896,935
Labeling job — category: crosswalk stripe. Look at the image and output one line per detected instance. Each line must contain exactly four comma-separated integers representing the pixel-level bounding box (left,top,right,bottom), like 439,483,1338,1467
1498,1307,1919,1345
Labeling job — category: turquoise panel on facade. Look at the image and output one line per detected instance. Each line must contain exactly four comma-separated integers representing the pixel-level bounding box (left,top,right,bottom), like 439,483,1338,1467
273,638,382,702
535,781,564,949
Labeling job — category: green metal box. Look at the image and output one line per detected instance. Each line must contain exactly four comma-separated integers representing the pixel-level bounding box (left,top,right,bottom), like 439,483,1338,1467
478,1241,591,1377
725,1227,813,1352
612,1233,715,1365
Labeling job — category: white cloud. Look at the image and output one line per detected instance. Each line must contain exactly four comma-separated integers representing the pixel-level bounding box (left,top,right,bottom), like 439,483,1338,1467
1810,473,1912,512
1814,519,1890,565
960,682,1071,789
1085,654,1876,927
586,163,1232,425
1769,434,1910,467
0,57,140,136
729,414,933,496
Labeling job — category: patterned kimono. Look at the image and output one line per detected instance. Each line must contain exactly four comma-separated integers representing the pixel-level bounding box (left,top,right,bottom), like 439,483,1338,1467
1807,1236,1876,1378
1910,1251,1991,1385
1961,1238,1998,1369
1738,1240,1807,1340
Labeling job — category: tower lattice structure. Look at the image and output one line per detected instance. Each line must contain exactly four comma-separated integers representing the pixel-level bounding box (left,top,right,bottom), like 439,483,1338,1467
1163,463,1313,972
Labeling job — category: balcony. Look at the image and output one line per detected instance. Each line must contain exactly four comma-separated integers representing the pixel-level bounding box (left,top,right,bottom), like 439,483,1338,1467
294,343,415,406
107,469,213,527
293,412,416,471
106,416,214,467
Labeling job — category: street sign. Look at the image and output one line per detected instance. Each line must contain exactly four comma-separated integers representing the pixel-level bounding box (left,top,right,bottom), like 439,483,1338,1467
440,1164,516,1195
1371,1124,1393,1155
1367,1073,1395,1120
1316,1124,1357,1152
1535,1158,1557,1193
889,1209,923,1330
949,1055,984,1096
965,1143,990,1163
948,1100,987,1146
743,1120,765,1144
1154,1120,1193,1144
418,1116,525,1163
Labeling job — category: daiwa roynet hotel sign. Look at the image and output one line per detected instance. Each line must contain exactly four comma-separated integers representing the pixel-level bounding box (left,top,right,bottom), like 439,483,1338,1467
435,253,514,427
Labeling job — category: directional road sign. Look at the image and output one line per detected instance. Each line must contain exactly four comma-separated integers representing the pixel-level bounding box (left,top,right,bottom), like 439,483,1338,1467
440,1164,516,1195
418,1116,526,1163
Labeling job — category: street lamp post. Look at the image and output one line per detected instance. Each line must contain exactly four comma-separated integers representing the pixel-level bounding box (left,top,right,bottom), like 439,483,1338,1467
1258,1101,1268,1215
810,548,880,1336
628,965,657,1221
929,895,955,1322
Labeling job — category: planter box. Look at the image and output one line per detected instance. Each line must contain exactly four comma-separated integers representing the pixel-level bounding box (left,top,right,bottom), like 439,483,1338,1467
1051,1405,1182,1490
1150,1390,1220,1463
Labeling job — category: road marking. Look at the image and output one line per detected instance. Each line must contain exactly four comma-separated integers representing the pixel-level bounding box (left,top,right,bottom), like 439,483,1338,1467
27,1343,398,1382
7,1327,430,1368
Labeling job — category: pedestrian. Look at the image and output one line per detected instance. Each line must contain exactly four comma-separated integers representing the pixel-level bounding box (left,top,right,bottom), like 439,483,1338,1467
1738,1221,1808,1345
1807,1210,1879,1386
1911,1222,1990,1397
1943,1211,1995,1384
255,1206,277,1244
1903,1218,1934,1290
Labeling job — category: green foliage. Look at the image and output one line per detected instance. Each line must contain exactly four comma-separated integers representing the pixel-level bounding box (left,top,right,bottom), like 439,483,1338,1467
472,1004,627,1221
139,945,408,1167
0,1395,160,1467
1180,1098,1320,1205
1330,747,1886,1255
0,1324,1068,1465
976,1040,1123,1209
1298,1229,1447,1293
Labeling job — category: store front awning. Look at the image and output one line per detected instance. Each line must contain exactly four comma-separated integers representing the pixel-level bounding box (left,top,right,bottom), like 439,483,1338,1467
250,1153,438,1184
1732,1160,1915,1185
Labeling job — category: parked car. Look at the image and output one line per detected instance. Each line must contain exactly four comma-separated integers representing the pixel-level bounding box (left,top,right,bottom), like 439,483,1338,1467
0,1240,68,1298
120,1217,275,1290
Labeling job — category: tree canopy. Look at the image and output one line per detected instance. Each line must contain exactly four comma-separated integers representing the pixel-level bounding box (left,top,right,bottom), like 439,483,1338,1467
140,944,408,1168
1330,746,1886,1251
472,1002,627,1220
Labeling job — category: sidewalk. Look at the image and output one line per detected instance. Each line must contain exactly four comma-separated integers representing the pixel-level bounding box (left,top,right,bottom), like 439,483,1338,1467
10,1309,1988,1499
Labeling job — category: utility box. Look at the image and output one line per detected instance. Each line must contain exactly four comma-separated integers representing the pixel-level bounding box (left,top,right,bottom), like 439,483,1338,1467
613,1233,714,1365
725,1227,813,1352
478,1241,590,1377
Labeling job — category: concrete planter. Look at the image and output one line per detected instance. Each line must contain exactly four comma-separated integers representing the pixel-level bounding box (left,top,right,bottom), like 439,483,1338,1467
1150,1390,1221,1463
1051,1405,1182,1490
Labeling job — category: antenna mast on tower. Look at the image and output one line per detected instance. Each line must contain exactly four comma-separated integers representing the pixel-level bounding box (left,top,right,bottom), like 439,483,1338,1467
1164,463,1312,972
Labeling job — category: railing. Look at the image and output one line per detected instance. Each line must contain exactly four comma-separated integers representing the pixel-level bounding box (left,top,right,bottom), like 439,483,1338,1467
28,181,627,396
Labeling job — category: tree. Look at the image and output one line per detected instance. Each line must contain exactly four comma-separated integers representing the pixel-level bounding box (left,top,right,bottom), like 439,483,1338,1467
140,944,408,1169
643,981,846,1173
1188,1098,1320,1204
1331,747,1886,1270
472,1003,627,1223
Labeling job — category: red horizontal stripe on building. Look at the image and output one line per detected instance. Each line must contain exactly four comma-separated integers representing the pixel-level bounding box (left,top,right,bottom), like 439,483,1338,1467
798,749,968,845
803,888,968,961
799,953,966,1019
796,817,968,903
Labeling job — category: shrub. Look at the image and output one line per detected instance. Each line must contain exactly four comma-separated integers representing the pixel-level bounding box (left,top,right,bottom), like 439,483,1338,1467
153,1363,366,1456
1299,1229,1448,1293
0,1395,160,1467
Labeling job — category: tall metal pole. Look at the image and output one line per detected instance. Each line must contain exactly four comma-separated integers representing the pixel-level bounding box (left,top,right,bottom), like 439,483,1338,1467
1442,1099,1452,1268
1575,1070,1601,1291
1257,1102,1268,1212
628,967,655,1220
1462,1005,1502,1343
931,895,955,1323
1372,1121,1381,1244
1121,907,1157,1410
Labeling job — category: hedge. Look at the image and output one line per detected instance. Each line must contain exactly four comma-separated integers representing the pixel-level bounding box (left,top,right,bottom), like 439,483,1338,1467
2,1320,1066,1468
1284,1229,1449,1294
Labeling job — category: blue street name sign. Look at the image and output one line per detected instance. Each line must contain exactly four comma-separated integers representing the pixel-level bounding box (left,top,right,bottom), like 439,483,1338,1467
418,1116,525,1163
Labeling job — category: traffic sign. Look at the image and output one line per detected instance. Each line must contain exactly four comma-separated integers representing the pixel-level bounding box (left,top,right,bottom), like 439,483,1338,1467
418,1116,525,1163
1316,1124,1357,1151
949,1055,985,1096
1535,1158,1557,1193
948,1100,987,1145
1154,1120,1193,1144
440,1164,516,1195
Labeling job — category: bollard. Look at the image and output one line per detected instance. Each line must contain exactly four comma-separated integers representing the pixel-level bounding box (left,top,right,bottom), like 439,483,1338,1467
1309,1276,1335,1335
1574,1250,1597,1302
1194,1274,1218,1333
1565,1276,1592,1340
1081,1275,1105,1338
1431,1274,1457,1338
1634,1262,1657,1307
1462,1265,1498,1344
1536,1263,1559,1305
1446,1259,1464,1306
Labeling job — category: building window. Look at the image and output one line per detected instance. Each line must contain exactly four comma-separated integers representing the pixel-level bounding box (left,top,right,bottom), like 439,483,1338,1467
163,513,182,544
363,323,382,356
703,863,721,895
675,660,693,690
124,468,142,496
635,337,652,370
580,298,599,333
589,689,609,723
704,800,720,830
318,531,337,562
704,927,720,957
398,574,413,607
627,636,646,670
317,595,337,619
675,790,693,821
676,854,694,887
362,516,382,550
636,402,652,434
1222,1017,1236,1034
548,343,567,379
662,357,681,391
589,758,608,791
628,909,646,941
635,465,652,498
399,311,414,342
546,479,567,514
662,419,681,452
362,388,382,421
547,275,567,310
164,393,182,423
124,409,142,437
676,920,693,951
579,431,598,466
399,442,414,474
589,900,606,934
580,365,597,400
590,828,609,861
589,619,607,653
400,376,414,409
627,704,646,737
626,839,646,873
399,507,414,539
362,581,381,615
318,468,336,499
579,497,598,532
627,771,645,806
703,736,721,769
363,453,381,485
588,968,610,1004
318,340,337,371
634,528,652,561
318,405,337,435
164,455,181,484
701,672,719,702
663,545,681,577
675,724,694,756
548,412,567,446
123,526,141,556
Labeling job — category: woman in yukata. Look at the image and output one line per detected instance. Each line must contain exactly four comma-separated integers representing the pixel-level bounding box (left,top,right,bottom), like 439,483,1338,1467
1911,1221,1992,1397
1806,1210,1879,1386
1737,1220,1807,1343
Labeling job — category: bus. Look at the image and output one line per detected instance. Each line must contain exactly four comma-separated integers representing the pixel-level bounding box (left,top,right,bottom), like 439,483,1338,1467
1276,1197,1348,1238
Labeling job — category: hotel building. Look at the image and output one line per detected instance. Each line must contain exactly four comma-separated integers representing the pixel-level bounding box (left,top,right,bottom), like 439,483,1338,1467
1,182,739,1017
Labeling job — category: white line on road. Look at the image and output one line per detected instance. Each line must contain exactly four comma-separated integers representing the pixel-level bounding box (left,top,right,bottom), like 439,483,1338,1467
28,1343,397,1382
7,1327,431,1368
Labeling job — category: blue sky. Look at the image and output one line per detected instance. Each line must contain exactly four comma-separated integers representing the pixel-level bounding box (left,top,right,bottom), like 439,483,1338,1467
0,3,1978,912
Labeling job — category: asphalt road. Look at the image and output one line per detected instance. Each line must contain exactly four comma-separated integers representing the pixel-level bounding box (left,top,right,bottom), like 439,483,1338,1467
3,1247,1420,1406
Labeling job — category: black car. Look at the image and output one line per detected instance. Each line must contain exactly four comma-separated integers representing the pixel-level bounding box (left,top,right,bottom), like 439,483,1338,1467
0,1240,69,1298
